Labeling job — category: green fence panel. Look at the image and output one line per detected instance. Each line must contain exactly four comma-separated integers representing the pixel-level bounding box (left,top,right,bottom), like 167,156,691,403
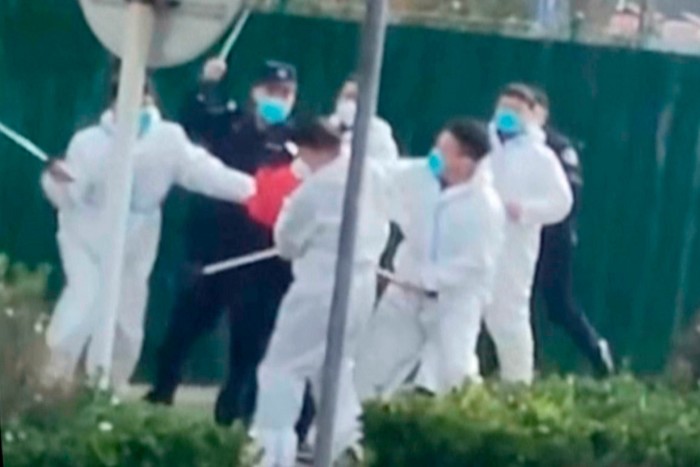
1,4,699,380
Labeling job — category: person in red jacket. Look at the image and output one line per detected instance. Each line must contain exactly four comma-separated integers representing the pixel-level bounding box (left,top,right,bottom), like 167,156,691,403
246,161,302,228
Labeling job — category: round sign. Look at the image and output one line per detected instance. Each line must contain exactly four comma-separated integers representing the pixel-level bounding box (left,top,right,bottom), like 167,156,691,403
79,0,242,68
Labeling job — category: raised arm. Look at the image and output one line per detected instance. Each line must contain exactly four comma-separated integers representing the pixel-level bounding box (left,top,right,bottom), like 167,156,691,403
519,148,573,226
180,58,235,143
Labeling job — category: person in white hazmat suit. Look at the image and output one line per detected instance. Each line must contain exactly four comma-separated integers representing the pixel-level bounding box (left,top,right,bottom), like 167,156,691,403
251,119,388,466
329,75,399,169
354,119,505,400
483,83,573,384
41,80,255,390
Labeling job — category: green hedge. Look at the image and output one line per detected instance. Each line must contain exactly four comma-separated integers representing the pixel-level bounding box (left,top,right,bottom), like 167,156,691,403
2,394,249,467
6,379,700,466
0,254,248,467
363,376,700,467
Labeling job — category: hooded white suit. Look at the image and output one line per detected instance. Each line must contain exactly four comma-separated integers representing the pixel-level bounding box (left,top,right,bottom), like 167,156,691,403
41,108,254,388
483,125,573,383
252,153,388,467
354,158,505,399
329,109,399,168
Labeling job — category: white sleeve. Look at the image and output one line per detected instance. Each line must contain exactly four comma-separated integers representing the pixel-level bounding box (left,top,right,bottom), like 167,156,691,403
519,149,573,226
41,135,88,210
369,118,399,165
383,159,424,229
274,185,317,260
174,132,255,203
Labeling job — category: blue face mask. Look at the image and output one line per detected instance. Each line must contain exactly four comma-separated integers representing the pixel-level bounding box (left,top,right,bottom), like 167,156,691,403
138,109,152,136
427,148,446,179
494,107,523,136
256,96,291,125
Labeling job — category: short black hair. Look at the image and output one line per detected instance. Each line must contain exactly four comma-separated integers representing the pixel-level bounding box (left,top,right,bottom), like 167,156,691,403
109,61,154,101
500,83,537,109
530,85,550,110
291,118,342,151
109,78,154,101
443,118,490,161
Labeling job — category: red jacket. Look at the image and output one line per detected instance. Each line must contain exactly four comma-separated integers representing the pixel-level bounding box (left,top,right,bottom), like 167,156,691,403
246,164,301,228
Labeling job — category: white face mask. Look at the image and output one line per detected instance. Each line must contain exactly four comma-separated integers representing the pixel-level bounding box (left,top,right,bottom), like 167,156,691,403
335,98,357,128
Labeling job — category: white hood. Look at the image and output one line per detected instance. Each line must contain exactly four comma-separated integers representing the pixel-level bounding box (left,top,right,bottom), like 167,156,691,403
99,106,162,137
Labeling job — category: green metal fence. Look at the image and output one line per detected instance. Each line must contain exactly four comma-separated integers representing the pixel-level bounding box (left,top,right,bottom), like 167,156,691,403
1,2,699,380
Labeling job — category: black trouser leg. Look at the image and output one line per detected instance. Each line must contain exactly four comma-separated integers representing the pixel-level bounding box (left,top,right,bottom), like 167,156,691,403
536,224,609,375
148,273,226,403
295,384,316,444
215,260,291,426
214,261,318,439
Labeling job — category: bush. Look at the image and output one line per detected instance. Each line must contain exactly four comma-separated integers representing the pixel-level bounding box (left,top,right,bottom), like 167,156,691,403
0,254,52,421
2,393,250,467
0,253,250,467
667,309,700,391
363,375,700,467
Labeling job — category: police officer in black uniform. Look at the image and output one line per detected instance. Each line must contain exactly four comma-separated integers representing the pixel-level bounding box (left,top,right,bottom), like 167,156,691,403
145,57,314,432
531,87,614,377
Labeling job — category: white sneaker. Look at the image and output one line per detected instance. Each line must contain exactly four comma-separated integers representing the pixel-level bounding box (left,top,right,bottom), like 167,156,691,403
598,339,615,375
296,441,313,465
334,443,364,467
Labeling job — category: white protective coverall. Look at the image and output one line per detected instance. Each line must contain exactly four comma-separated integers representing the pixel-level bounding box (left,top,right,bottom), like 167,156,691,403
354,159,505,400
252,153,388,467
329,112,399,169
483,124,573,384
41,108,254,388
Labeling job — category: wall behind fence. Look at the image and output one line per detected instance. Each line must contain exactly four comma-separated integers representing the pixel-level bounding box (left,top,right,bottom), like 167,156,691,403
1,2,699,379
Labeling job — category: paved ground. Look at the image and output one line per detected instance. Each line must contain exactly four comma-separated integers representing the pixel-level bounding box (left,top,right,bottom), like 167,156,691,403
123,384,217,412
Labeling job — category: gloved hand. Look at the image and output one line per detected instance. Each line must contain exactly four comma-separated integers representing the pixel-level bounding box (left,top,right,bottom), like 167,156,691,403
246,164,301,228
46,159,74,183
202,58,227,82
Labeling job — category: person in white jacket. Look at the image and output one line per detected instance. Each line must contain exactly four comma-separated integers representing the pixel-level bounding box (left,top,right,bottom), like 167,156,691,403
329,75,399,168
41,83,255,390
483,83,573,384
251,119,388,466
354,119,505,400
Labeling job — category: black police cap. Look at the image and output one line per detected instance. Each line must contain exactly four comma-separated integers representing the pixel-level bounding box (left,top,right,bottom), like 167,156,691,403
257,60,297,85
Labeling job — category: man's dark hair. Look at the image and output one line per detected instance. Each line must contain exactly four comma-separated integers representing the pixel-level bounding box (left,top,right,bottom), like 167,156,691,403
109,78,154,101
444,118,490,161
500,83,537,109
109,61,155,102
292,118,342,151
530,85,550,110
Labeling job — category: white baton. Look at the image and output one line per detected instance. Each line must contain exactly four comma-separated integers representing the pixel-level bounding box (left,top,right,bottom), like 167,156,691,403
217,7,252,61
202,247,279,275
0,121,49,162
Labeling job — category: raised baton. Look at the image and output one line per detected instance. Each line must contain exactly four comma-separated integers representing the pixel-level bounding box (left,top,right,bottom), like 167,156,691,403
217,7,251,61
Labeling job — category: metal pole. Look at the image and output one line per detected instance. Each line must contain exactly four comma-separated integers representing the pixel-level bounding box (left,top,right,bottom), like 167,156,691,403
314,0,389,465
670,131,700,343
90,0,155,389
